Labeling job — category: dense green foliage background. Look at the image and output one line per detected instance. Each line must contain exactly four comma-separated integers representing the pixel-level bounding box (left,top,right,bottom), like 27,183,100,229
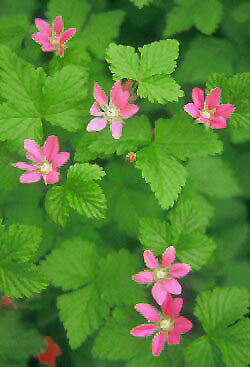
0,0,249,366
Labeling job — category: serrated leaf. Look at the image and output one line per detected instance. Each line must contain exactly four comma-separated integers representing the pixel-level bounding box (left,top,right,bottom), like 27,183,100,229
192,0,223,35
67,163,106,182
46,186,70,227
96,249,147,307
139,218,169,254
185,336,216,367
139,39,179,78
42,238,98,291
164,6,193,37
195,287,249,335
58,284,109,349
130,0,154,9
138,75,183,103
136,143,187,210
106,43,140,80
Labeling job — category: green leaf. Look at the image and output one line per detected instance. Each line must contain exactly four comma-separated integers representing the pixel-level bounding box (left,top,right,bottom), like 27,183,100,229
0,14,29,49
67,163,106,182
139,39,179,78
136,143,187,210
130,0,155,9
164,6,193,37
43,65,88,131
154,114,223,160
139,218,169,254
58,284,109,349
106,43,140,80
187,157,241,198
96,249,147,307
232,1,250,23
82,11,125,59
47,0,90,29
195,287,249,335
138,75,184,103
45,186,70,227
42,238,98,291
185,336,217,367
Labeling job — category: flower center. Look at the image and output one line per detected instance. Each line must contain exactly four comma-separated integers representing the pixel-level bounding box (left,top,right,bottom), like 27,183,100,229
50,36,61,47
40,161,53,175
200,110,211,119
155,270,166,280
160,319,172,330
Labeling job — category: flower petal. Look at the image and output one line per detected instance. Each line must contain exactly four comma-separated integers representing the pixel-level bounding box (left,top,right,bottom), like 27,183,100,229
184,103,200,118
34,18,52,36
132,271,154,284
90,102,102,116
20,172,41,183
45,170,60,184
162,296,183,319
144,250,158,269
13,162,37,171
206,87,221,110
52,152,70,168
24,139,43,164
174,317,192,334
53,16,64,36
111,120,123,139
58,45,65,58
135,304,160,322
162,246,176,268
41,42,55,51
94,83,108,106
32,32,50,45
152,332,166,357
192,88,204,109
43,135,59,161
169,263,191,278
119,103,139,119
110,80,130,110
131,324,158,337
209,115,227,129
61,28,77,44
168,330,181,345
152,281,168,306
87,118,108,132
215,104,235,120
163,279,182,295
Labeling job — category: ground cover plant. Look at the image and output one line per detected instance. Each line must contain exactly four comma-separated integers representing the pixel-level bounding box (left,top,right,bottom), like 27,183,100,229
0,0,249,366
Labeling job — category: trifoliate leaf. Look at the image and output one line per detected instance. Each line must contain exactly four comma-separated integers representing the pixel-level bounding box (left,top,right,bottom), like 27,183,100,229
187,157,241,198
42,238,98,291
96,249,147,307
58,284,109,349
130,0,155,9
185,336,217,367
47,0,90,29
45,186,70,227
43,65,88,131
136,143,187,210
195,287,249,335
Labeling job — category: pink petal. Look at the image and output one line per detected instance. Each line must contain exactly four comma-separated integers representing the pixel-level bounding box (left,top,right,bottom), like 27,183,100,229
144,250,158,269
13,162,37,171
168,330,181,345
90,102,102,116
87,118,108,132
58,45,65,58
41,42,55,51
43,136,59,161
94,83,108,106
45,170,60,184
199,116,210,123
152,332,166,357
206,87,221,110
32,32,50,45
184,103,200,118
130,324,158,337
162,246,176,268
173,317,192,334
111,120,123,139
110,81,130,110
53,16,64,36
24,139,43,164
119,103,139,119
132,271,154,284
192,88,204,109
20,172,41,183
135,304,160,322
163,279,182,295
162,296,183,319
169,264,191,278
214,104,235,120
34,18,52,36
52,152,70,168
209,115,227,129
152,281,168,306
61,28,77,44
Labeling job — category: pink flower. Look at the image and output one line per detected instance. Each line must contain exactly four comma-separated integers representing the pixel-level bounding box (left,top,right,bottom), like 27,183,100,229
32,16,76,57
86,81,139,139
131,295,192,357
13,136,70,184
132,247,191,305
184,87,235,129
